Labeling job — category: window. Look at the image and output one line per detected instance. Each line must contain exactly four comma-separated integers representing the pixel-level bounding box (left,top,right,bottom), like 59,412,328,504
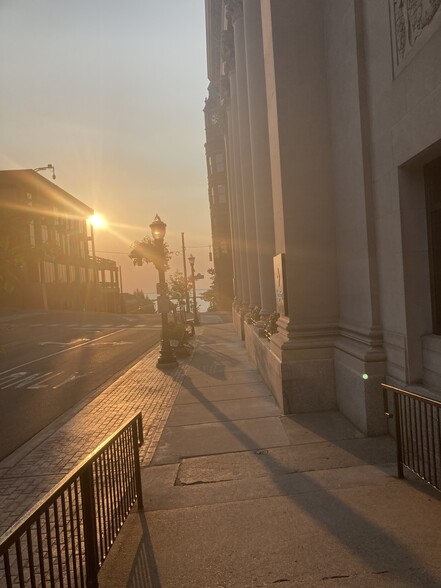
43,262,56,283
425,156,441,335
217,184,226,204
57,264,68,283
41,224,49,244
215,153,225,172
29,220,36,247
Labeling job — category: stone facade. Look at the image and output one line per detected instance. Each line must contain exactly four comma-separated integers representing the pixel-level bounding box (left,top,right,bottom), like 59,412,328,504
204,0,441,435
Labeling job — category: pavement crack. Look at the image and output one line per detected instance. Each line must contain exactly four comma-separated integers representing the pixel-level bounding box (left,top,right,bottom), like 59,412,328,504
175,477,235,486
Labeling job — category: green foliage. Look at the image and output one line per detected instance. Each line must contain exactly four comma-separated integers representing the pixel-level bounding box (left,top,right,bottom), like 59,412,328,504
129,237,171,271
167,270,188,309
133,289,155,313
200,267,217,311
133,288,146,302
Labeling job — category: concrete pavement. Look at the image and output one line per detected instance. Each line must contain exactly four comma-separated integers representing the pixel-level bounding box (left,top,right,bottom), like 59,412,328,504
99,314,441,588
0,336,191,537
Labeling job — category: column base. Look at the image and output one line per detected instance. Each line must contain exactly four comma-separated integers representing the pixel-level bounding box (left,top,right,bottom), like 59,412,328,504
243,320,387,436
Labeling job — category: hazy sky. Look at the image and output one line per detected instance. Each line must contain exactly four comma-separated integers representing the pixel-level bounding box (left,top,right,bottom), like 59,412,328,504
0,0,211,294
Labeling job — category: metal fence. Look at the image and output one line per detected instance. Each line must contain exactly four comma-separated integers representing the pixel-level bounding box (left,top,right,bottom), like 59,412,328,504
0,412,144,587
383,383,441,491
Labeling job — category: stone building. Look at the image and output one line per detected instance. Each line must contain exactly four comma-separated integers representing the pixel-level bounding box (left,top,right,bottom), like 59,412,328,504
204,0,441,434
0,170,121,313
204,82,234,309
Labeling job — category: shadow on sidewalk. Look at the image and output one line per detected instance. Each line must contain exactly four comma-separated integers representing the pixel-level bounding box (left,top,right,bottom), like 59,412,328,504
105,320,441,586
161,374,441,586
125,513,162,588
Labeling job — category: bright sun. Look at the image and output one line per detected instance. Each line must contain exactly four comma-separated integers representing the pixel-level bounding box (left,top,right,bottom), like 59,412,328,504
88,213,106,229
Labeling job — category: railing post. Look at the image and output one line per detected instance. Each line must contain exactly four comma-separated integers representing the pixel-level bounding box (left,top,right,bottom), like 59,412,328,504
393,392,404,479
80,463,100,588
132,420,144,510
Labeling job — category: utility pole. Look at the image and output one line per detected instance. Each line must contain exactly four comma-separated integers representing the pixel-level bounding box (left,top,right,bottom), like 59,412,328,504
181,232,190,313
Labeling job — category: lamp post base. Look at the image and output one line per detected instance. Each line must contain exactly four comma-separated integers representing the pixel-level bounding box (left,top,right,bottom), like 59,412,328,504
157,357,178,368
156,349,178,368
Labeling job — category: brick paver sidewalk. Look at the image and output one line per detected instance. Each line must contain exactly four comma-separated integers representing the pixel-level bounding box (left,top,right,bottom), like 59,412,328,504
0,342,192,537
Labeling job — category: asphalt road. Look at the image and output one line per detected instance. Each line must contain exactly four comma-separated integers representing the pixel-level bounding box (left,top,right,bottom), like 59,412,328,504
0,310,161,461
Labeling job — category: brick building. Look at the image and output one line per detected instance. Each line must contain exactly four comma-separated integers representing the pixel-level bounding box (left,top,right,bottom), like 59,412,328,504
0,170,121,313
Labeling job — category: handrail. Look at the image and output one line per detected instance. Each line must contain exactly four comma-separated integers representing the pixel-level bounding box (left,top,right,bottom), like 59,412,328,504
382,383,441,491
0,411,144,587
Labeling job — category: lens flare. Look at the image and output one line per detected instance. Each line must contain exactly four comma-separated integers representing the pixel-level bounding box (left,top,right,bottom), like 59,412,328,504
88,214,106,229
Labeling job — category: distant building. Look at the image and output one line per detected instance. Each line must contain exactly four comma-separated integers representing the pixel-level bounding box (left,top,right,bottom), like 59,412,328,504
0,170,121,313
204,82,234,310
205,0,441,435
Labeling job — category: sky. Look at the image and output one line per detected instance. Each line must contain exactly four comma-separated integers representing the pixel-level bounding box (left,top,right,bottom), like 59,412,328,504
0,0,211,294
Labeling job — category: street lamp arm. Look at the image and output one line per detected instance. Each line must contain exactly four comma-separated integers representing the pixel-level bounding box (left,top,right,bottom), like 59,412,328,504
33,164,56,180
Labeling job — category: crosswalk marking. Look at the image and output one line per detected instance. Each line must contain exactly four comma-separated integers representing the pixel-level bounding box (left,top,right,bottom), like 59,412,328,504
0,370,88,390
30,323,142,329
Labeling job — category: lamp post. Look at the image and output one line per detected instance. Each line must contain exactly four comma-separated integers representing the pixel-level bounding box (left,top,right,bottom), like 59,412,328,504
150,214,178,368
188,254,200,326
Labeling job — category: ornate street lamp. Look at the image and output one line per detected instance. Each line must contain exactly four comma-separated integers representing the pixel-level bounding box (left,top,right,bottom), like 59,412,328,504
188,253,200,326
150,214,178,368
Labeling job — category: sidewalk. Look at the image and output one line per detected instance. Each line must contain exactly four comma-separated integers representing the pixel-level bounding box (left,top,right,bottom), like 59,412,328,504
0,339,192,537
99,314,441,588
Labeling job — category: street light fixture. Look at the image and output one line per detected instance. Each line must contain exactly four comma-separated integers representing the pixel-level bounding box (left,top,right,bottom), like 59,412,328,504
188,253,200,326
150,214,178,368
33,164,56,180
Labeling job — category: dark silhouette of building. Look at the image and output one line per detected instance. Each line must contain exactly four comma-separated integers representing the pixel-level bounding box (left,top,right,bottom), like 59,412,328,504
204,82,234,310
0,170,121,312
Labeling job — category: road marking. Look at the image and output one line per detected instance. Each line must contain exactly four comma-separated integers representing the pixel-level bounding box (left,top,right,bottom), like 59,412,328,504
39,342,72,347
0,328,127,377
39,338,91,346
52,371,88,389
0,370,88,390
28,372,65,389
89,341,134,346
0,372,27,387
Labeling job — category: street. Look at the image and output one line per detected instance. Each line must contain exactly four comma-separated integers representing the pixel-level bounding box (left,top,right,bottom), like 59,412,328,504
0,310,161,460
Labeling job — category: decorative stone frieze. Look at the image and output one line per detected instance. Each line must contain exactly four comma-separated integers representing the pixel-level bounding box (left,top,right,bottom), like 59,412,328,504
391,0,441,69
221,25,235,75
224,0,243,23
220,74,230,105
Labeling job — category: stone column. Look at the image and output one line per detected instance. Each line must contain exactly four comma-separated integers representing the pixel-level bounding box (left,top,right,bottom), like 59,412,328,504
221,14,250,315
260,0,339,413
229,70,250,308
243,0,276,319
228,0,261,310
222,82,242,306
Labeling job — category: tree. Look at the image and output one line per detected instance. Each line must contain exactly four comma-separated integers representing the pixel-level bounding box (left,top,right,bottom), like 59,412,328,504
167,270,188,310
200,267,217,311
133,289,155,313
129,236,171,271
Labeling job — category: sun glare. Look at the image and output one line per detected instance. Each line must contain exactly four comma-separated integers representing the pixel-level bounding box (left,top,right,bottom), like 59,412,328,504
88,213,106,229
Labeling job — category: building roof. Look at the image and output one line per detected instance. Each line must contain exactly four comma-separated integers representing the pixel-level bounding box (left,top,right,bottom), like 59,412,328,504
0,169,94,217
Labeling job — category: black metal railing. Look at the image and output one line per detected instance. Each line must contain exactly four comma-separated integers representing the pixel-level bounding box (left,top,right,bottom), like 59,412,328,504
0,412,144,587
382,384,441,491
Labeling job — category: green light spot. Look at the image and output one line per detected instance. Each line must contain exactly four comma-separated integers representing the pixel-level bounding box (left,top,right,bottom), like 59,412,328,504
362,373,369,380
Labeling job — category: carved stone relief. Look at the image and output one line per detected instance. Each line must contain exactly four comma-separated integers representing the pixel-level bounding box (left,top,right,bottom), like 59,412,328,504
391,0,441,68
221,25,235,75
